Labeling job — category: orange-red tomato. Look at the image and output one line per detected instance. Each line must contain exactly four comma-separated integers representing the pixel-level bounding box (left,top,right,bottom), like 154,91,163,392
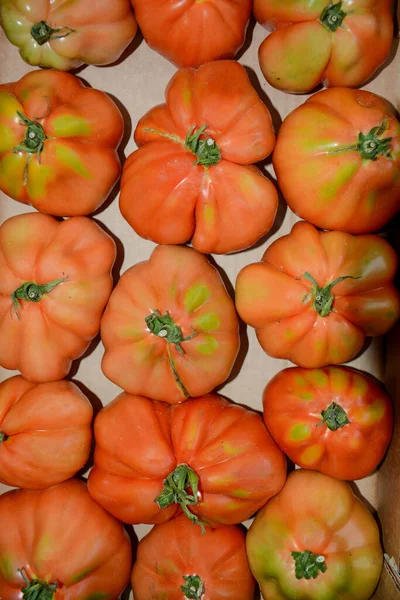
273,88,400,234
246,470,383,600
88,393,287,528
0,0,137,70
0,70,124,216
0,212,116,382
0,479,132,600
130,0,252,67
120,61,278,254
255,0,393,92
0,376,93,489
132,515,256,600
263,366,393,480
101,244,239,404
235,221,400,368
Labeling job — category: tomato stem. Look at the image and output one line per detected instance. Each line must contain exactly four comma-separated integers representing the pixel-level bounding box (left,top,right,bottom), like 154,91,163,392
328,121,392,161
18,568,58,600
180,574,205,599
31,21,75,45
320,402,351,431
11,277,67,320
12,112,47,163
319,1,346,32
154,464,206,533
0,432,7,442
145,310,197,354
303,272,358,317
185,124,221,167
291,551,327,580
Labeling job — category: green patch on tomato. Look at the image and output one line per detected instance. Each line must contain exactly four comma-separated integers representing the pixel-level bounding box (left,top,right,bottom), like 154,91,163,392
196,335,218,355
70,566,95,584
0,554,13,580
55,145,92,178
52,114,92,137
193,312,220,331
83,593,112,600
319,162,359,203
290,423,311,441
231,489,250,499
0,124,17,152
184,283,210,312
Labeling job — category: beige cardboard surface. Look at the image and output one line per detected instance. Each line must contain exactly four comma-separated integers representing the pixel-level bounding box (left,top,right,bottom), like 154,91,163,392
0,9,399,600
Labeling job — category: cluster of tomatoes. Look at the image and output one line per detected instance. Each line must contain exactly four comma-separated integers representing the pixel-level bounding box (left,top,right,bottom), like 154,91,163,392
0,1,399,600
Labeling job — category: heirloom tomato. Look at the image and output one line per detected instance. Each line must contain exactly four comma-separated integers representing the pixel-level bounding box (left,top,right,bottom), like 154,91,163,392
0,479,132,600
132,515,255,600
88,393,286,528
120,61,278,254
0,0,137,70
0,70,123,215
255,0,393,92
246,470,383,600
235,221,400,368
274,88,400,233
0,212,116,382
0,375,93,489
263,366,393,480
101,244,239,404
130,0,251,67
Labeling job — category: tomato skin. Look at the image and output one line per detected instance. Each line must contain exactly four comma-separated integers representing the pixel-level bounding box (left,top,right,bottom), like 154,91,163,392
101,244,239,404
0,376,93,488
273,88,400,234
0,212,116,382
0,479,132,600
132,515,255,600
246,470,383,600
255,0,393,92
87,393,287,527
1,0,137,70
0,70,124,216
120,61,278,254
235,221,400,368
263,366,393,480
130,0,252,67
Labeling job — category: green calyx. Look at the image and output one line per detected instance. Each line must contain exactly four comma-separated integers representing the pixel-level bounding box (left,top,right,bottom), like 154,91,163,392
357,121,392,160
154,464,205,533
303,272,358,317
145,310,197,355
0,432,8,442
12,112,47,161
185,124,221,167
180,574,205,600
292,551,327,580
31,20,75,45
319,1,346,32
11,277,67,320
320,402,351,431
18,568,58,600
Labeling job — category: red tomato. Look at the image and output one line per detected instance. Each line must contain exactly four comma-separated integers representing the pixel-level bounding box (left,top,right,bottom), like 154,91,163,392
101,244,239,404
0,479,132,600
273,88,400,233
0,70,124,216
130,0,252,67
0,212,116,382
255,0,393,92
88,393,287,528
263,366,393,480
120,61,278,254
132,515,256,600
235,221,400,368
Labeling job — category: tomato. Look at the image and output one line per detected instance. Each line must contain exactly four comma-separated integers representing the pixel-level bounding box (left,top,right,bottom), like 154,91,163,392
0,479,132,600
246,469,383,600
273,88,400,234
263,366,393,481
131,515,255,600
101,244,239,404
0,212,116,382
0,0,137,70
0,70,124,216
130,0,251,67
255,0,393,92
0,376,93,489
120,61,278,254
235,221,400,368
87,393,287,528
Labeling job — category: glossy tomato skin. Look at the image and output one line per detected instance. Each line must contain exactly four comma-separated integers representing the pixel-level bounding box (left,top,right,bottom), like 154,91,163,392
273,88,400,233
101,244,239,404
0,479,132,600
0,70,123,215
87,393,287,527
1,0,137,70
246,470,383,600
0,376,93,488
0,212,116,382
120,61,278,254
255,0,393,92
263,366,393,480
132,515,256,600
235,221,400,368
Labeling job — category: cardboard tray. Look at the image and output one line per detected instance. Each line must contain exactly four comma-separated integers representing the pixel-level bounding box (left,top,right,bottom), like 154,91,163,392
0,6,399,599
